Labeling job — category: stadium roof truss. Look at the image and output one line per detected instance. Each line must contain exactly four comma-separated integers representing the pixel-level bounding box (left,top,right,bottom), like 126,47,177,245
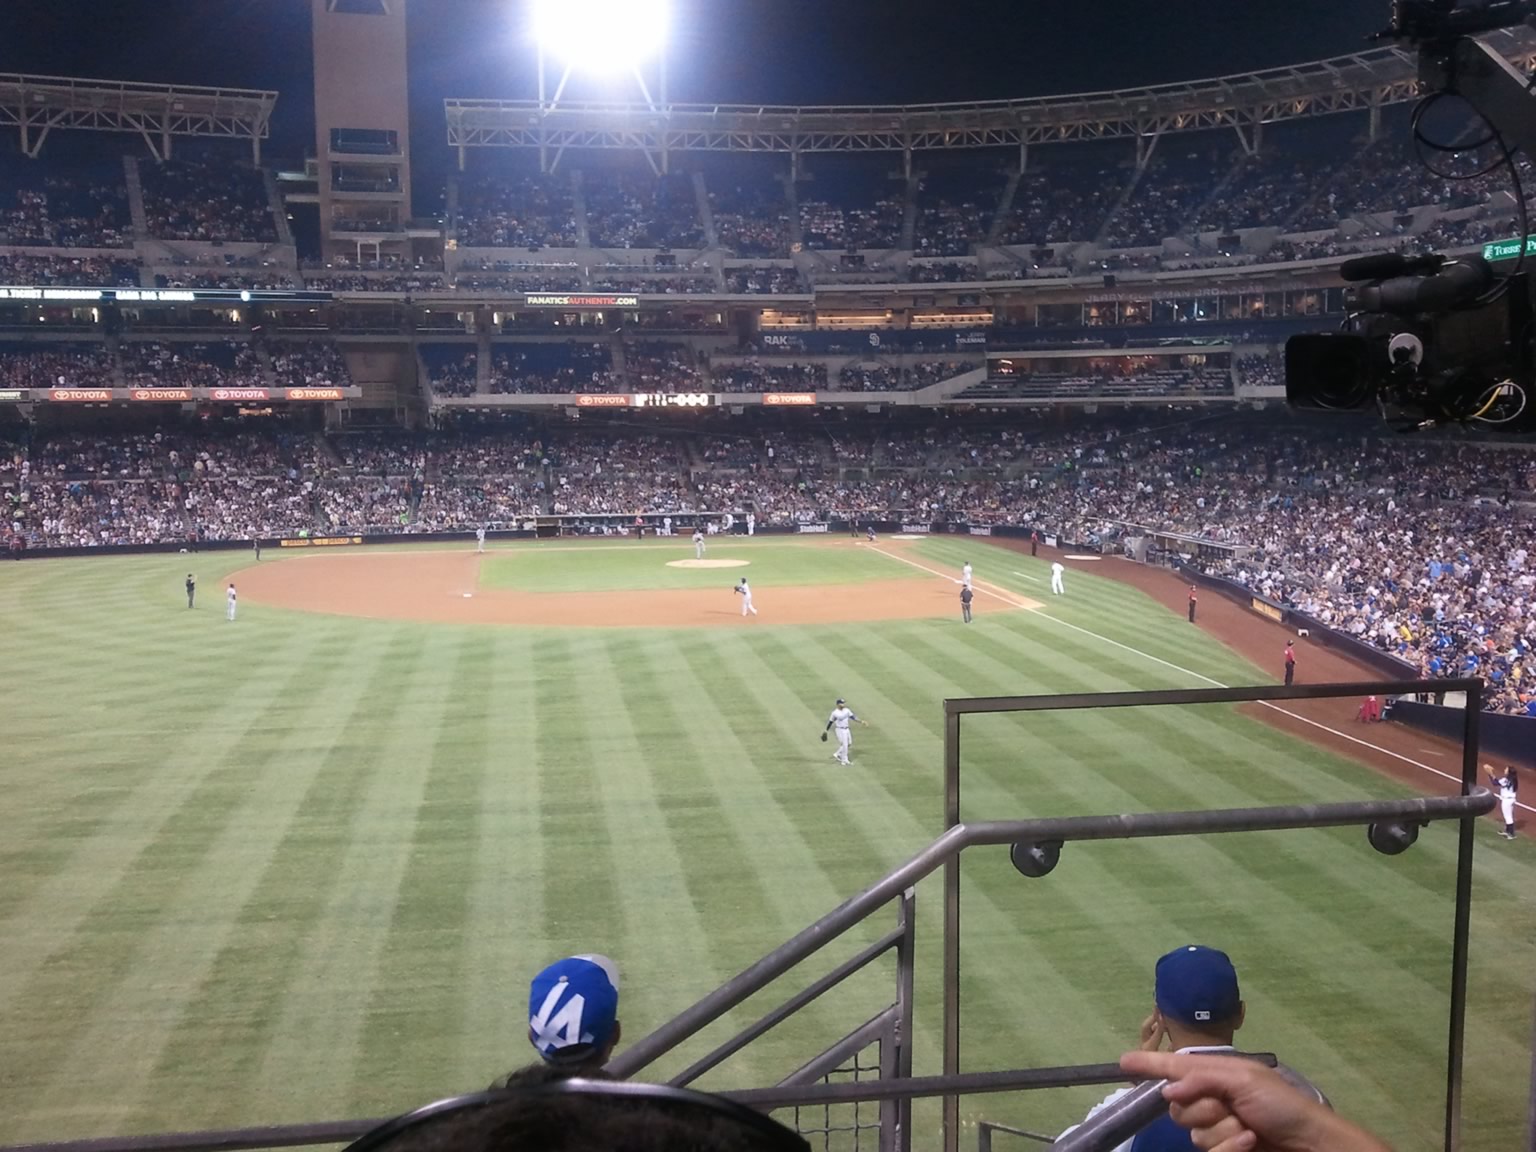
445,27,1536,173
0,74,278,162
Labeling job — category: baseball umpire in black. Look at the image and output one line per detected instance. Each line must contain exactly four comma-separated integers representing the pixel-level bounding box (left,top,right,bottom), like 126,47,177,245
960,584,974,624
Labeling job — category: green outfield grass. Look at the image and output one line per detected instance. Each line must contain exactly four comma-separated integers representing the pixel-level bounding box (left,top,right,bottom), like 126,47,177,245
476,537,923,593
0,538,1531,1151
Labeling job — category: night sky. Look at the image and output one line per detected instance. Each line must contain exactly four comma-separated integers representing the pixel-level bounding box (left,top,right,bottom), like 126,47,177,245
0,0,1395,198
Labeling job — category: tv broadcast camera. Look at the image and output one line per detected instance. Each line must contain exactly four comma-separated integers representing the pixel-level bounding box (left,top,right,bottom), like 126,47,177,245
1285,0,1536,431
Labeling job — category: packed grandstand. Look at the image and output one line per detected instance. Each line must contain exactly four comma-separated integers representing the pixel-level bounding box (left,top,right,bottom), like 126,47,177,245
3,30,1536,725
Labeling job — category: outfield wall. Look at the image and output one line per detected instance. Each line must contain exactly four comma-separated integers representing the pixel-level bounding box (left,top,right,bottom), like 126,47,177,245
6,518,1083,560
1179,564,1536,759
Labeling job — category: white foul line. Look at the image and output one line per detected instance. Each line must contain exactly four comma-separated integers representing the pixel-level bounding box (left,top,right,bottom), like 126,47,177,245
1012,570,1043,584
866,545,1034,610
868,543,1527,817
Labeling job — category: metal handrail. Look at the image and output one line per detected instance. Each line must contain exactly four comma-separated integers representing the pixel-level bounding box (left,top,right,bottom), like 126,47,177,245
671,919,906,1087
0,1065,1147,1152
607,788,1493,1079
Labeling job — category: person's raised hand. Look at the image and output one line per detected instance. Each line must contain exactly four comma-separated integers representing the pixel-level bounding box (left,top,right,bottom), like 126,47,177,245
1119,1051,1393,1152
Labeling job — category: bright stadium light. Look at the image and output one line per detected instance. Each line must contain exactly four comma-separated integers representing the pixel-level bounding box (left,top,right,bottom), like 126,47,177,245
532,0,669,77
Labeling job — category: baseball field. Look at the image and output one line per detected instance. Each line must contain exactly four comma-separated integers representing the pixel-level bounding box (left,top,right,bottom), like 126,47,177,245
1,534,1531,1151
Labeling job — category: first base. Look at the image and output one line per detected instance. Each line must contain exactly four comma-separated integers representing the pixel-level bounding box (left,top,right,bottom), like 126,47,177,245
462,592,473,598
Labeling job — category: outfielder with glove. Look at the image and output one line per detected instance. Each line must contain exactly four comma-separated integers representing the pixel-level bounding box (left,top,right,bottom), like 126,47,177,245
824,697,867,765
1488,762,1519,839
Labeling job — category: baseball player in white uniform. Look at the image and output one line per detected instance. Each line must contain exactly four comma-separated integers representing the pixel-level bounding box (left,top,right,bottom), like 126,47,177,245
822,698,867,765
663,516,672,537
734,577,758,616
226,583,238,621
1051,560,1066,595
1489,763,1519,838
961,561,973,590
692,528,706,558
476,526,487,553
746,512,755,537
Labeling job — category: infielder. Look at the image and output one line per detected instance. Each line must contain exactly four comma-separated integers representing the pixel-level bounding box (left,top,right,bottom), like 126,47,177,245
1489,763,1519,839
961,561,973,589
693,528,706,559
734,577,758,616
226,582,238,622
1050,560,1065,595
476,526,487,553
821,697,867,765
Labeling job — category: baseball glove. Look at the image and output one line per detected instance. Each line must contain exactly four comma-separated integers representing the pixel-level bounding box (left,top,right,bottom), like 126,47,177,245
820,732,828,742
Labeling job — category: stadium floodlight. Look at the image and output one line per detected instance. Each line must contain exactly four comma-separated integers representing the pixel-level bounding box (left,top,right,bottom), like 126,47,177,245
532,0,669,80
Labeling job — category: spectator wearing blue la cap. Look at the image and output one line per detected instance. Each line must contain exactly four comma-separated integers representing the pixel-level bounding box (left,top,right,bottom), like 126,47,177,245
489,954,622,1089
1058,945,1328,1152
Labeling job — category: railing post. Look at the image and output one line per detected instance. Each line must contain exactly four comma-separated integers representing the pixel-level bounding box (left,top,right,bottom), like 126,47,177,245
895,887,917,1152
944,703,964,1152
879,1011,899,1152
1446,680,1483,1152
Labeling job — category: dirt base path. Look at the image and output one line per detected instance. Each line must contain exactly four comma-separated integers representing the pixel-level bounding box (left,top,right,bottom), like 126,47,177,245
230,546,1021,628
991,540,1482,808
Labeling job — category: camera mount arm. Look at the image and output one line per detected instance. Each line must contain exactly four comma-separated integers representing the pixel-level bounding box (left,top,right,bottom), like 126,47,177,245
1419,31,1536,161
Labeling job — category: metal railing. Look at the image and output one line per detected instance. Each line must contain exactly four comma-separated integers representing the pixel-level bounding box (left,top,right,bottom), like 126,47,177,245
978,1121,1054,1150
0,679,1496,1152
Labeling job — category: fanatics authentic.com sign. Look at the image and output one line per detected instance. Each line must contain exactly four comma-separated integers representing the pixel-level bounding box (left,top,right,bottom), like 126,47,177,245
523,294,639,309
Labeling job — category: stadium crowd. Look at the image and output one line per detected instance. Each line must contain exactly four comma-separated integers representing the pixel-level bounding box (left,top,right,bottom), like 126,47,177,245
140,156,279,243
8,412,1535,719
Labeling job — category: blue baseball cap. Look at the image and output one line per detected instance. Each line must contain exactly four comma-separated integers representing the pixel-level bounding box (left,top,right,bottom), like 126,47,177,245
527,954,621,1065
1155,945,1241,1027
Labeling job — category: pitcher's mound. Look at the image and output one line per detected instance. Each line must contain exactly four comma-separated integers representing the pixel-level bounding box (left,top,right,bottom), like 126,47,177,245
668,558,749,569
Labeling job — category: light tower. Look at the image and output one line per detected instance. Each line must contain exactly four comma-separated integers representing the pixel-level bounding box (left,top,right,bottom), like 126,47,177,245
530,0,670,171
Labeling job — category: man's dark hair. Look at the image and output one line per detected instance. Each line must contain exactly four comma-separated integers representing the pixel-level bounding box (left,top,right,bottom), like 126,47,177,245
350,1081,807,1152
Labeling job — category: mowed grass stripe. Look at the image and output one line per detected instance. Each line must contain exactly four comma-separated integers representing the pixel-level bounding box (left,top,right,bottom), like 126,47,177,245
243,626,468,1124
451,630,548,1091
109,626,428,1137
776,625,1165,1079
670,629,920,1086
529,634,622,941
654,631,856,1087
1,623,389,1139
563,634,726,1064
0,615,351,1022
803,623,1193,1076
348,631,498,1114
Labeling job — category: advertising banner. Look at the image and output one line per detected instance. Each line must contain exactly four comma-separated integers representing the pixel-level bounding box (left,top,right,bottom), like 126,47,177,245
524,294,638,308
212,388,270,402
1251,597,1284,623
763,393,816,406
49,388,111,401
575,394,632,408
279,535,365,548
796,523,830,534
130,388,193,402
968,525,994,536
899,523,931,534
286,388,345,402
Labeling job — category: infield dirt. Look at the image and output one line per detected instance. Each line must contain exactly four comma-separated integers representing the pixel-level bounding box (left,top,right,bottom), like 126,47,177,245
232,543,1035,627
